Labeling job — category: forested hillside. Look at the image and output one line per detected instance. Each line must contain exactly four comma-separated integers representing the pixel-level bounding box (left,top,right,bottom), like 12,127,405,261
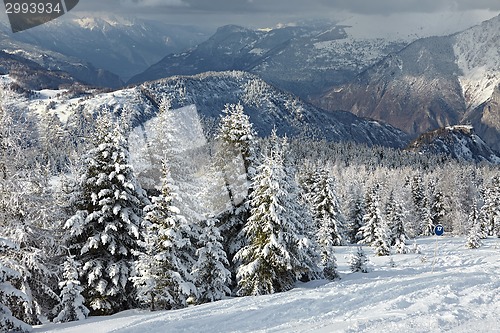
0,90,498,331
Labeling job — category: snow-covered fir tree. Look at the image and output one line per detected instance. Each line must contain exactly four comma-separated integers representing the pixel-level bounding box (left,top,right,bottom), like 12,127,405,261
235,136,319,296
349,246,370,273
347,191,365,244
410,174,427,236
214,102,258,276
129,236,157,310
192,218,232,304
53,256,89,323
386,191,409,254
430,185,446,231
0,238,31,333
479,176,500,237
216,102,257,175
131,162,196,310
466,217,483,249
465,197,483,249
358,184,390,256
64,114,149,315
280,138,321,283
318,217,340,280
307,168,345,246
0,107,61,325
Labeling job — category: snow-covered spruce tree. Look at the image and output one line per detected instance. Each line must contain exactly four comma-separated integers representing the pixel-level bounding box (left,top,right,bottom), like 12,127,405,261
216,102,257,176
349,246,370,273
129,235,157,311
271,134,321,283
64,114,149,315
235,136,319,296
466,216,483,249
53,256,89,323
410,174,427,236
0,238,31,333
214,102,258,276
430,186,446,231
0,107,62,325
358,184,390,256
192,218,231,304
479,176,500,237
347,191,365,244
131,162,196,310
307,168,345,247
318,217,340,280
386,191,409,254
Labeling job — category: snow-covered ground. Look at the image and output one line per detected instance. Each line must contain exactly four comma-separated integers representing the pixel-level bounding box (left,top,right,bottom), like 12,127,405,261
35,236,500,333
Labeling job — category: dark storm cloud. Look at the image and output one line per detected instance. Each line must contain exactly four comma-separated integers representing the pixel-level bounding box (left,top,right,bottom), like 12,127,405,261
77,0,500,15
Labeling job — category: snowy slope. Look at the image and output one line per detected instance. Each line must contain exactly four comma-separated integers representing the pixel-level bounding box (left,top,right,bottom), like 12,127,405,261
34,237,500,332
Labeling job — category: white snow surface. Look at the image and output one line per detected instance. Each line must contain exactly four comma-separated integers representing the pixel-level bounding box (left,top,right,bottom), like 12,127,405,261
35,237,500,333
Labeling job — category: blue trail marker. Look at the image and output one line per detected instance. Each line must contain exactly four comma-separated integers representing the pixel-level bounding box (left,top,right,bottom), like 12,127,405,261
434,224,444,236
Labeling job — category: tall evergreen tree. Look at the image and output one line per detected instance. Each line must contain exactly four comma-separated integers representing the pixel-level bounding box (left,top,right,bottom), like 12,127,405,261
64,114,148,315
215,103,258,277
317,217,340,280
216,102,257,175
358,184,390,256
308,168,345,246
386,191,408,254
131,162,197,310
53,256,89,323
235,137,319,296
466,200,483,249
0,106,61,325
430,188,446,229
192,218,232,304
479,176,500,237
410,174,427,236
0,238,31,333
347,191,365,244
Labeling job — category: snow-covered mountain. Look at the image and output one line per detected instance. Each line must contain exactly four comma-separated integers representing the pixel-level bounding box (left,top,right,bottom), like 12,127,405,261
1,71,409,148
0,50,88,90
5,15,209,82
317,14,500,152
0,25,123,88
128,23,408,99
407,125,500,164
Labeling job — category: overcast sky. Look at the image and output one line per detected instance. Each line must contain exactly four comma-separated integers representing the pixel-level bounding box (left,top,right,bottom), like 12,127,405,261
0,0,495,37
71,0,500,36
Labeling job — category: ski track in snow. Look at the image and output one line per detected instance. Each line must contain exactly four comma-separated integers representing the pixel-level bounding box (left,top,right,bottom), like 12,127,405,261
35,237,500,333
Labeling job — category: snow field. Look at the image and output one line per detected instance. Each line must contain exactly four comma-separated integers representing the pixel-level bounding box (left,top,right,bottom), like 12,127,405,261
35,236,500,333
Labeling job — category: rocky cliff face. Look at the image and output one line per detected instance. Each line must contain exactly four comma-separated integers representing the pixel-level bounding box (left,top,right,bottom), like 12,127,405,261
317,14,500,151
407,125,500,164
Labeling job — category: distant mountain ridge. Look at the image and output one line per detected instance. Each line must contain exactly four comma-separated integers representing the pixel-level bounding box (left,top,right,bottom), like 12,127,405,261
2,71,410,149
0,24,123,88
317,14,500,152
128,23,408,99
0,15,209,83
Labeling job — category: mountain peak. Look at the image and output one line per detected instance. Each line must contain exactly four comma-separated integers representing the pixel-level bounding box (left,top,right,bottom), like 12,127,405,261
215,25,253,35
